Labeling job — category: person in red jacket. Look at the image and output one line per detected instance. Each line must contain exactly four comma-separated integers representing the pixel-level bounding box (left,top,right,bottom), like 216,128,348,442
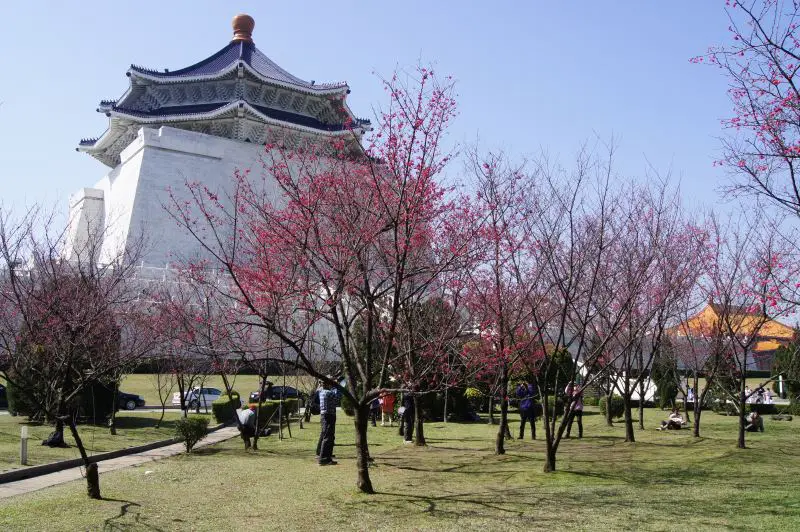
380,392,396,426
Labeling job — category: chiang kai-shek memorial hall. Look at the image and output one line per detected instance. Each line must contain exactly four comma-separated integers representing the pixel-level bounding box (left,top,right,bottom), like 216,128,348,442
68,14,369,267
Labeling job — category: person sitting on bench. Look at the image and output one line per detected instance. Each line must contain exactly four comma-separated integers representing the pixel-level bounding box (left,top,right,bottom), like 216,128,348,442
658,407,685,430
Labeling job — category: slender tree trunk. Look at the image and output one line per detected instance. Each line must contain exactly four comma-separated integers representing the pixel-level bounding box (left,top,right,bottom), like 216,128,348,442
353,405,374,494
157,404,166,429
605,389,614,427
737,389,747,449
252,376,268,451
623,396,635,443
544,446,557,472
637,395,645,431
66,419,100,499
488,396,495,424
693,407,702,438
413,395,426,446
108,383,119,435
443,386,448,424
495,367,509,455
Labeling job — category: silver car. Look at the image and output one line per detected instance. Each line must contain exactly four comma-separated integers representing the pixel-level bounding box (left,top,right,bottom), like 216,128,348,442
172,387,222,409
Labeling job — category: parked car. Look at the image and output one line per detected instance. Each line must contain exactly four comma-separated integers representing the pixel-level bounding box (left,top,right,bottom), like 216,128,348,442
117,391,146,411
248,385,305,404
172,387,223,409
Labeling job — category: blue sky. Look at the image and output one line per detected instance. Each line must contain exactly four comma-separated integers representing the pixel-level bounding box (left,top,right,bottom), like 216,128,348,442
0,1,733,214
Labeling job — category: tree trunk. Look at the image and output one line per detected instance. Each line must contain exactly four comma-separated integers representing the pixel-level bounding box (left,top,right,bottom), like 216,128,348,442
693,408,702,438
488,396,495,425
443,386,449,424
604,390,614,427
637,380,645,431
543,442,557,472
413,395,426,446
623,396,635,443
66,419,100,499
156,405,166,429
737,390,746,449
495,368,509,455
353,405,374,494
637,398,645,431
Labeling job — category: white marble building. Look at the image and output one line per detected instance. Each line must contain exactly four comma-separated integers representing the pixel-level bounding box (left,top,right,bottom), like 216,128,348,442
70,14,369,266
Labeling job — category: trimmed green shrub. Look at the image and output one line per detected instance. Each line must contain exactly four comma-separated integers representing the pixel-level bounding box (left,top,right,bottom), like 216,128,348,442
599,396,625,419
211,391,241,424
175,416,209,452
340,395,355,416
247,400,298,428
5,380,37,418
583,396,599,407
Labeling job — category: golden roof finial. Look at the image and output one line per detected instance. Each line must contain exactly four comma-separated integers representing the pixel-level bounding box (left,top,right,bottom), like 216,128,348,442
231,14,255,43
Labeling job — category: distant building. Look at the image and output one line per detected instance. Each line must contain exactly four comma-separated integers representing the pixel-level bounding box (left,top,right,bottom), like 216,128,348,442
69,14,369,266
669,302,795,371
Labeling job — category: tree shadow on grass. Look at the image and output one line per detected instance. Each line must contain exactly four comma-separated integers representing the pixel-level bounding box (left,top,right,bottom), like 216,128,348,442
101,498,165,532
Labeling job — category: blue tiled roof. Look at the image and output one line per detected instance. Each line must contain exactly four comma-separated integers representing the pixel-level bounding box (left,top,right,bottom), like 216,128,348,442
110,102,369,132
129,41,347,91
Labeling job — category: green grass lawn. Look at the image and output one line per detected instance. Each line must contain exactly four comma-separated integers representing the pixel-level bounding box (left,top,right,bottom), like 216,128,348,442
1,406,799,530
0,411,200,472
119,374,315,407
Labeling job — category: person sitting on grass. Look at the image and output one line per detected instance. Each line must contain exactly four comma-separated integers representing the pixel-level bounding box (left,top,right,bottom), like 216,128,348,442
745,410,764,432
658,407,685,430
238,404,257,450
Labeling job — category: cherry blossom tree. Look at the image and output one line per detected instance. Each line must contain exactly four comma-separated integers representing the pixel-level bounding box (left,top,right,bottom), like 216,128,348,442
0,206,154,499
167,65,462,493
697,0,800,217
523,145,655,472
701,214,794,448
462,150,545,455
604,182,707,441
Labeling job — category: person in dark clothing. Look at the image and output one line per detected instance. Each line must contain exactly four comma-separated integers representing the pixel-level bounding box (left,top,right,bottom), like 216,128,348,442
402,389,415,443
369,397,381,427
315,379,340,465
564,383,584,439
517,382,537,440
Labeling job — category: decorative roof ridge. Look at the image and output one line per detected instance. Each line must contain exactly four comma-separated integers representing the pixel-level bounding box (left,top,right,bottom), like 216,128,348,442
129,41,240,77
79,136,100,146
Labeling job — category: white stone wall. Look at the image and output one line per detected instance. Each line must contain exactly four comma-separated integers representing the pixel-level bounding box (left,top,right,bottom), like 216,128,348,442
73,126,283,267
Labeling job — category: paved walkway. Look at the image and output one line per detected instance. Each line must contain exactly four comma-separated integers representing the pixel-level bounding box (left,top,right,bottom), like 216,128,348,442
0,426,239,500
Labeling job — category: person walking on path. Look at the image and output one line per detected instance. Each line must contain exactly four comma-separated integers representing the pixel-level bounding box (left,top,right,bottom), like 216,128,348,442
564,382,584,439
380,392,396,426
517,381,537,440
237,404,257,450
315,378,340,465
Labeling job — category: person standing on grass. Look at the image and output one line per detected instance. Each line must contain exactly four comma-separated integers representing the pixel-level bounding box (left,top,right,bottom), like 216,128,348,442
369,396,381,427
238,404,257,450
316,378,340,465
380,391,396,426
517,381,537,440
564,382,584,439
401,386,415,444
